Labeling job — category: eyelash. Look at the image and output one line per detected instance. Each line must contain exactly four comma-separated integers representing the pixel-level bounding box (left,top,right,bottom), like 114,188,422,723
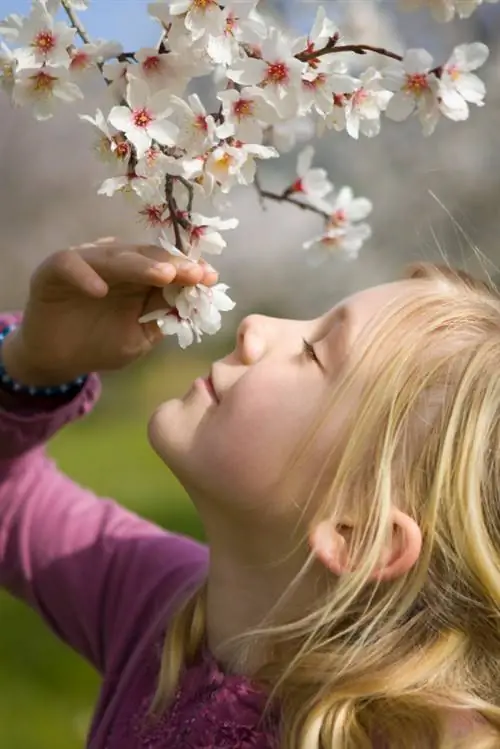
302,337,321,366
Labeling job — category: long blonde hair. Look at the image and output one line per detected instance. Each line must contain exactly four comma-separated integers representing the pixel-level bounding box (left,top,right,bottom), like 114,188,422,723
149,263,500,748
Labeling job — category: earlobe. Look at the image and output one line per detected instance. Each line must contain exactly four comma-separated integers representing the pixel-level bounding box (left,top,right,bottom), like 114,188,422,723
309,519,349,576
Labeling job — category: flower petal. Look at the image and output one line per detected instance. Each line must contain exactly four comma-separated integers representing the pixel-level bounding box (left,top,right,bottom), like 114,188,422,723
385,91,415,121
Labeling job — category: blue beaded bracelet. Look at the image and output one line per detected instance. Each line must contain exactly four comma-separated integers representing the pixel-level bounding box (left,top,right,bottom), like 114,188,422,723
0,324,88,397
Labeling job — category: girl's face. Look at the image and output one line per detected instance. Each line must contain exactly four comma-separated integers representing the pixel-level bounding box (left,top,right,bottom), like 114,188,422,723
148,280,418,534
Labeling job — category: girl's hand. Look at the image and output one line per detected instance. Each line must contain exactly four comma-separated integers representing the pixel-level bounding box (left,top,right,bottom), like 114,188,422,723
2,238,217,385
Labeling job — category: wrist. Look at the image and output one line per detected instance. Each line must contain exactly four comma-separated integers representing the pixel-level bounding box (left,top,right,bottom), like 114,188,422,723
1,326,82,388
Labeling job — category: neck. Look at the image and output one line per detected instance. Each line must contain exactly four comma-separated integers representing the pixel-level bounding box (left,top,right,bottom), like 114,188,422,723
201,511,329,675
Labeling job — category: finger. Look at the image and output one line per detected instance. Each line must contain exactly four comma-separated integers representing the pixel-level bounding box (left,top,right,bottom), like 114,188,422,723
91,251,179,287
37,249,109,297
135,245,219,285
79,242,217,288
199,259,219,287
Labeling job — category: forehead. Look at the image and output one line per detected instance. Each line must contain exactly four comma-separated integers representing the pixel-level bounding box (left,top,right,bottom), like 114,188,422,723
331,279,425,341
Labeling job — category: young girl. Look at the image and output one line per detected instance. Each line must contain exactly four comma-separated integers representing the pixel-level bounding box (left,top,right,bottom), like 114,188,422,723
1,239,500,749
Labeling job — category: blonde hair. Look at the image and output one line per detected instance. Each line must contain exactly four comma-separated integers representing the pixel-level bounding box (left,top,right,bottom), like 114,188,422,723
149,263,500,748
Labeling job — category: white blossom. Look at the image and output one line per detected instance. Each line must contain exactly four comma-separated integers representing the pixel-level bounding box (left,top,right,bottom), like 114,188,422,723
438,42,489,122
300,60,359,117
160,213,238,260
398,0,499,21
168,93,217,155
170,0,225,42
13,65,83,120
383,49,440,133
227,28,306,118
206,141,278,193
292,5,339,57
206,0,265,66
69,40,123,74
316,186,373,226
288,146,333,202
108,77,178,158
97,172,165,203
0,13,23,42
342,68,391,139
217,86,280,143
140,282,235,347
79,108,132,166
303,223,372,264
13,1,75,71
101,60,129,102
129,47,192,95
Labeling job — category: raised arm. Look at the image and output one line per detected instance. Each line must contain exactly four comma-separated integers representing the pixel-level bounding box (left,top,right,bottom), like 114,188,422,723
0,243,214,675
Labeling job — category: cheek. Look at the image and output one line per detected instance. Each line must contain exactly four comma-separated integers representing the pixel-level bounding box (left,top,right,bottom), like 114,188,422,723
192,380,325,509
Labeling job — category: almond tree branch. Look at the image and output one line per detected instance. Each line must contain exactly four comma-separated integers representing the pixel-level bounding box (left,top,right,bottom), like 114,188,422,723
60,0,91,45
296,42,404,64
295,39,445,76
254,173,330,221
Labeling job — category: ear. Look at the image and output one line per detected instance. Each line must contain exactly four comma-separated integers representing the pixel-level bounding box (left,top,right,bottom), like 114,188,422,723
309,508,422,581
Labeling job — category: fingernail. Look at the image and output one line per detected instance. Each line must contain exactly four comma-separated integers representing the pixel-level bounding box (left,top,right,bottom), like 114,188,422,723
155,262,174,271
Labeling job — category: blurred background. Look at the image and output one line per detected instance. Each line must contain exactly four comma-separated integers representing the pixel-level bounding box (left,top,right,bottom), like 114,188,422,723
1,0,500,746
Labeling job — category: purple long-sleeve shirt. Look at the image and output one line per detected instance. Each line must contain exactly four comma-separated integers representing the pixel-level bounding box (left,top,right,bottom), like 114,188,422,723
0,312,279,749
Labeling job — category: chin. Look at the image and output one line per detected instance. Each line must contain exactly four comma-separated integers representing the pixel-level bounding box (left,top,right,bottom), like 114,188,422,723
147,400,176,463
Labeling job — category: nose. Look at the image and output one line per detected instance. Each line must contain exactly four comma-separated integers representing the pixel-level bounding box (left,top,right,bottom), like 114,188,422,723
236,314,268,365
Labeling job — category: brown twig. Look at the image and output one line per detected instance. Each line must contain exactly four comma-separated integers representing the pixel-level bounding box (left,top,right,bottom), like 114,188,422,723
254,173,330,220
176,175,195,214
297,41,404,65
61,0,91,44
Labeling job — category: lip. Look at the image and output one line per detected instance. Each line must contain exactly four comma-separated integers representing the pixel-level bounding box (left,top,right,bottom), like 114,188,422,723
195,372,219,404
207,371,220,403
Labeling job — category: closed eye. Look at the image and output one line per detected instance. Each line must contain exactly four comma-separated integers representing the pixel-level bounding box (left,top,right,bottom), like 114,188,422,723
302,337,322,367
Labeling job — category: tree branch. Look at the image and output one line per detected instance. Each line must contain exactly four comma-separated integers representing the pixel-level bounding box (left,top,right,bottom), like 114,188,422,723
60,0,91,45
254,174,330,221
297,41,403,64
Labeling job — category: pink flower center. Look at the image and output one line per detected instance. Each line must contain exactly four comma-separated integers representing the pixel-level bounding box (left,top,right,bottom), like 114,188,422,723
225,12,238,36
233,98,254,120
302,73,326,91
33,30,56,54
329,209,347,227
333,93,346,107
290,178,304,193
113,138,131,161
321,235,340,248
403,73,429,95
265,61,289,85
142,55,161,74
140,204,166,226
194,114,208,132
190,225,206,244
445,64,461,82
30,70,56,92
70,50,91,70
352,88,368,107
133,107,153,128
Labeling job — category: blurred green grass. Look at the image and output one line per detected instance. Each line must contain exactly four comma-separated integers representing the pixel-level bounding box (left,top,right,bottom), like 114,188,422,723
0,347,214,749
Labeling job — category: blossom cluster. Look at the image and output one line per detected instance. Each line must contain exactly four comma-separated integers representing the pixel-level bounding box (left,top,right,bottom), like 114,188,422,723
0,0,492,347
400,0,498,22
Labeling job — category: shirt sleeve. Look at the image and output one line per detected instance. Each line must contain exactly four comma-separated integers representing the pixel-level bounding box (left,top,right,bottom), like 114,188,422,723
0,311,209,676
